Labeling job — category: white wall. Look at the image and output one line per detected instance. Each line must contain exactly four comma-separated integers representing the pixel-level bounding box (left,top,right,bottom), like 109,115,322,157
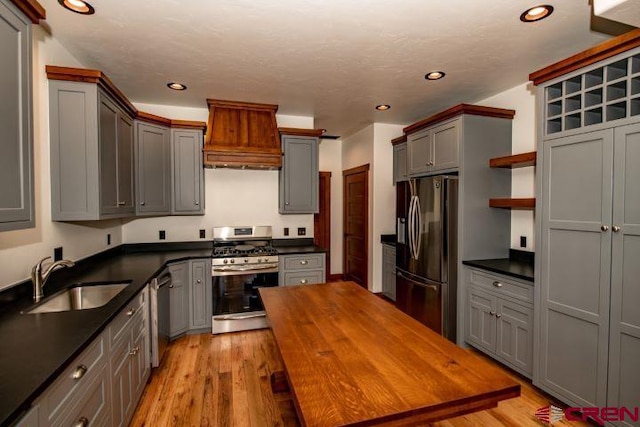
318,138,343,275
478,83,536,251
0,27,124,289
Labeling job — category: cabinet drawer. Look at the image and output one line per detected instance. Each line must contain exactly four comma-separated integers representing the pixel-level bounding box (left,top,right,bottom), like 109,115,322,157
110,291,145,346
41,334,106,424
283,254,324,271
282,270,324,286
468,269,533,303
56,365,111,427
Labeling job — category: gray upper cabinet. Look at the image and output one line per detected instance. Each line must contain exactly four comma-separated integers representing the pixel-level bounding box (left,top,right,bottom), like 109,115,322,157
393,143,408,183
135,121,171,216
279,135,319,214
49,82,135,221
171,129,204,215
407,118,460,177
0,0,34,231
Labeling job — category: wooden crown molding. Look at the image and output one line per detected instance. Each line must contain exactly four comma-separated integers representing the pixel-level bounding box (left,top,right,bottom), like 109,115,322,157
391,135,407,146
206,98,279,112
403,104,516,135
530,29,640,86
278,127,324,137
170,120,207,131
10,0,45,24
136,111,171,127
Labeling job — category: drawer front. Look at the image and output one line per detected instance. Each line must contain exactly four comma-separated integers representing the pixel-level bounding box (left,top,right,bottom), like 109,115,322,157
110,291,145,346
42,334,106,424
282,270,324,286
469,269,533,303
282,253,324,271
56,365,111,427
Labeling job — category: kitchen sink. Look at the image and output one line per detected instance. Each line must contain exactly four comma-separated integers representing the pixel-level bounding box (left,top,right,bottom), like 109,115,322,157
26,283,129,314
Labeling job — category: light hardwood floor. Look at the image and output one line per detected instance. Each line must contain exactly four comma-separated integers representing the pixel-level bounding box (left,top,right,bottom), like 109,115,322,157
131,330,590,426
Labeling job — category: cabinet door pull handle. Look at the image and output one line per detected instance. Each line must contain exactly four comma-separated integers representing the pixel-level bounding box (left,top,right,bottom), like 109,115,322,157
129,346,140,356
74,417,89,427
612,225,621,233
492,281,503,288
126,308,136,316
489,311,496,316
300,260,308,265
72,365,88,380
300,279,308,284
117,201,126,206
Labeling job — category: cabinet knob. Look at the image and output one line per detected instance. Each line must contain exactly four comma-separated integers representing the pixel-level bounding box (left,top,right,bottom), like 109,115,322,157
601,225,609,232
496,313,502,318
169,284,174,288
300,279,308,284
197,279,202,283
285,202,290,205
195,201,199,206
492,281,503,288
489,311,496,316
140,202,146,206
126,308,136,316
612,225,621,233
300,260,308,265
74,417,89,427
72,364,88,380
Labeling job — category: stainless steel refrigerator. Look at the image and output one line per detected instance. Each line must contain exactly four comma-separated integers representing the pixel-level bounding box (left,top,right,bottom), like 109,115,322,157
396,175,458,342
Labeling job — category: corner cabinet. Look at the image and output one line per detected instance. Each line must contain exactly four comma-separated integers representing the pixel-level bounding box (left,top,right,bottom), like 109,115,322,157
532,36,640,414
0,0,36,231
135,121,171,216
168,259,212,338
279,128,323,214
172,129,205,215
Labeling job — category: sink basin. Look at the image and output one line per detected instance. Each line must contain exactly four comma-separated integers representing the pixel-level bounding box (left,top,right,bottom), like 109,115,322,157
26,283,129,314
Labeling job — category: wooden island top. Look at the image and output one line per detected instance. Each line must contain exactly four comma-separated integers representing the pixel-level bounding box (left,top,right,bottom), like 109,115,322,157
259,281,520,427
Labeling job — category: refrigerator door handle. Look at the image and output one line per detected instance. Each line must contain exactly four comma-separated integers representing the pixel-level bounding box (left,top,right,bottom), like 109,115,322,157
407,196,415,259
414,196,422,259
410,196,418,260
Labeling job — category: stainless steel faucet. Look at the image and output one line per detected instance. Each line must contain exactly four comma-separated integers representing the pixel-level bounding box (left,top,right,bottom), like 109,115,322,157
31,257,75,302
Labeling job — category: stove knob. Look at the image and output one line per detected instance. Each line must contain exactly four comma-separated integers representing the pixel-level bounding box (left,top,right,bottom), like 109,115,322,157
244,259,249,263
257,258,262,263
223,259,228,264
230,259,235,264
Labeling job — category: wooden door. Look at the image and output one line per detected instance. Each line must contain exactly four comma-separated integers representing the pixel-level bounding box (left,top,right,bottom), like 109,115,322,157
343,165,369,288
314,171,331,281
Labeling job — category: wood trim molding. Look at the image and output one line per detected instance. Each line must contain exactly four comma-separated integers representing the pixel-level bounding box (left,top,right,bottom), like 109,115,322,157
403,104,516,135
206,98,279,112
10,0,45,23
136,111,171,127
278,127,324,137
391,135,407,146
530,29,640,86
170,120,207,131
45,65,138,117
342,164,370,176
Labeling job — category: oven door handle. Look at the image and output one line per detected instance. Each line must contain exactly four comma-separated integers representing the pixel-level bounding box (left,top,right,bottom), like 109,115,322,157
213,263,279,272
214,313,267,321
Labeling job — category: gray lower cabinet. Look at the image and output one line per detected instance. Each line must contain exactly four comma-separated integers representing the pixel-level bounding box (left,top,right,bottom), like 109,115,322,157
169,259,212,337
381,244,396,301
279,135,319,214
465,267,533,378
171,129,205,215
49,83,135,220
135,121,171,216
537,122,640,412
279,253,326,286
16,286,149,427
407,118,460,177
0,0,34,232
393,143,407,183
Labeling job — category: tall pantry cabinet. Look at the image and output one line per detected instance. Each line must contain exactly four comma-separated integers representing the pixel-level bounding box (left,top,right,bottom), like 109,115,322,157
532,34,640,417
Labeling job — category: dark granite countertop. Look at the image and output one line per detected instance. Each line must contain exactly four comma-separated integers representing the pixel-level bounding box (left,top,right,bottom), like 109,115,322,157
381,234,397,246
462,251,534,282
0,244,212,427
272,238,327,255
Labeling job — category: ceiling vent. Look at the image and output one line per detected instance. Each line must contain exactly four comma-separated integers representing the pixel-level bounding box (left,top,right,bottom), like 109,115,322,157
203,99,282,169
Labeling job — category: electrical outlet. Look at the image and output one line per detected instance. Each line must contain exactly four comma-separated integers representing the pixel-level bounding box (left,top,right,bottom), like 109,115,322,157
199,229,206,239
54,247,63,261
520,236,527,248
297,227,306,236
159,230,166,240
284,227,289,236
107,233,111,245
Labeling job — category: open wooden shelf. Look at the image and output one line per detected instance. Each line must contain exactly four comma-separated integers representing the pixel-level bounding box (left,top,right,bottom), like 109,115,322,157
489,152,536,168
489,198,536,209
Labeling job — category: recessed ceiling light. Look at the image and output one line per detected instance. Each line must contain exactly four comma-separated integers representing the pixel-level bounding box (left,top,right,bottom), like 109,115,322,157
520,5,553,22
425,71,446,80
167,82,187,91
375,104,391,111
58,0,95,15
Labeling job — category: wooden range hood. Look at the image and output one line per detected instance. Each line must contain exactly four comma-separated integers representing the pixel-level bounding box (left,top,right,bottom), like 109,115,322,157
203,99,282,169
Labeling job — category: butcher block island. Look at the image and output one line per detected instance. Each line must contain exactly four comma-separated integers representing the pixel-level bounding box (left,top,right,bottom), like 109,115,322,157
260,281,520,427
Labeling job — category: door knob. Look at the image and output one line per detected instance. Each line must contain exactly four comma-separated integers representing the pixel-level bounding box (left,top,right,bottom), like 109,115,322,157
612,225,621,233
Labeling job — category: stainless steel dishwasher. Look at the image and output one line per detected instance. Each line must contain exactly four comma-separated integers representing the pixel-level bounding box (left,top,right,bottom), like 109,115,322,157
150,271,171,368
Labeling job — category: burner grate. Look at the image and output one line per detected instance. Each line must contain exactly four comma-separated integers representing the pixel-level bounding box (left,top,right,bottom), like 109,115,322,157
212,245,278,258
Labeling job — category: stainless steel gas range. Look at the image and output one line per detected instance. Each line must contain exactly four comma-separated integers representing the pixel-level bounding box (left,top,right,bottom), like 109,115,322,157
211,226,279,334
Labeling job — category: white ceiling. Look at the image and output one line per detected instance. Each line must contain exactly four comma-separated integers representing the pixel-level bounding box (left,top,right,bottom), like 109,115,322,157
40,0,614,136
